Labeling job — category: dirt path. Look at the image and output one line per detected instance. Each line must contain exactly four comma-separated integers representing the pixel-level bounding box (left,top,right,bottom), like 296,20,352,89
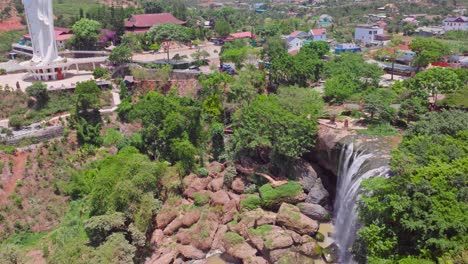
0,151,27,204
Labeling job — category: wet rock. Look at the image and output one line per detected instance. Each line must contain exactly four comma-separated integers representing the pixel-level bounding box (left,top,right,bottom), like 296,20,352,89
208,176,224,191
323,242,339,263
210,190,231,206
181,210,200,227
274,249,315,264
305,178,329,205
178,245,205,260
276,203,319,235
297,202,331,222
231,177,245,193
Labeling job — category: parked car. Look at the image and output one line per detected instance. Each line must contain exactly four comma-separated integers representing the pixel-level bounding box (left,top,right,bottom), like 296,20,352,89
210,38,225,45
220,64,236,75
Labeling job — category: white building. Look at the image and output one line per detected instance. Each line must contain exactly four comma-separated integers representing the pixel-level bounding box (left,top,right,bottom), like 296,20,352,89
286,36,303,52
354,24,384,45
309,29,327,41
442,16,468,31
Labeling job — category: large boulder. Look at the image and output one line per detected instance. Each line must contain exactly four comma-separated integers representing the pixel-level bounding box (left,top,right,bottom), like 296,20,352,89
183,177,212,198
297,202,331,222
176,213,219,251
291,160,318,191
177,245,205,260
210,190,231,206
248,225,294,250
222,232,257,261
207,161,225,176
259,182,306,209
276,203,319,235
298,241,321,257
150,229,164,247
181,210,200,227
231,177,245,193
272,249,316,264
221,199,239,224
163,216,183,235
156,206,178,229
211,225,228,251
244,256,268,264
305,178,329,205
322,242,339,263
207,176,224,192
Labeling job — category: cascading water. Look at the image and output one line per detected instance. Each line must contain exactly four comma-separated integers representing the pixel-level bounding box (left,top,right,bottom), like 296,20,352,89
333,142,390,263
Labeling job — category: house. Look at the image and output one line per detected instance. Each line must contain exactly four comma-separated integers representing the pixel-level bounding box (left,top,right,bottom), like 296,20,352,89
335,43,361,54
442,16,468,31
22,27,73,50
309,29,327,41
286,37,303,52
289,30,309,39
125,13,185,34
354,24,384,45
415,26,445,37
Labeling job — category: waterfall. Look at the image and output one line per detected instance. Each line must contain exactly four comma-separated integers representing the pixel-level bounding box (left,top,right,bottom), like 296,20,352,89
333,142,389,263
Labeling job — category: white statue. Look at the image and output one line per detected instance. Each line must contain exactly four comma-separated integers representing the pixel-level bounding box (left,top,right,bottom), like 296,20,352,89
22,0,60,66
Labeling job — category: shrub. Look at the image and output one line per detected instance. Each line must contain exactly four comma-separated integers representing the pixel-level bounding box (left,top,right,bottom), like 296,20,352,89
102,129,124,147
0,69,6,75
240,194,262,210
223,165,237,186
8,114,26,129
197,167,209,177
248,225,273,237
193,192,210,206
259,181,302,208
243,184,257,194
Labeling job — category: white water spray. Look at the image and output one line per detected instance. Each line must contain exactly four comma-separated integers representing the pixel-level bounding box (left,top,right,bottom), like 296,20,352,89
333,142,389,263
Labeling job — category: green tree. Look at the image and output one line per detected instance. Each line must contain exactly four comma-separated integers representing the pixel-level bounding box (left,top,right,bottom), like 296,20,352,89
71,18,102,50
84,212,127,245
74,80,102,112
221,46,249,69
409,67,462,107
26,82,49,108
92,67,109,79
232,93,322,161
191,50,210,66
121,33,142,52
109,45,132,65
142,0,164,13
148,23,191,43
324,75,358,103
410,37,450,69
214,19,232,38
300,41,329,59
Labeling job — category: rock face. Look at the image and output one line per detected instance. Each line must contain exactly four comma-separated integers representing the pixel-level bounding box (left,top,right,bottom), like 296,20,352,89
305,178,329,205
297,202,331,222
276,203,319,235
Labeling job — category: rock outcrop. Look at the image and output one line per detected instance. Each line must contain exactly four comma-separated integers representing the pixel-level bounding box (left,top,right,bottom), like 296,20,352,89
276,203,319,235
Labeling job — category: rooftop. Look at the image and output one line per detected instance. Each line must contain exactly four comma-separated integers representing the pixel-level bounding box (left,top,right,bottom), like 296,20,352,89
310,28,326,35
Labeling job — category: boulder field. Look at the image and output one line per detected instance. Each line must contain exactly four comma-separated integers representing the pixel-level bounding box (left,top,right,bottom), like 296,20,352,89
145,161,337,264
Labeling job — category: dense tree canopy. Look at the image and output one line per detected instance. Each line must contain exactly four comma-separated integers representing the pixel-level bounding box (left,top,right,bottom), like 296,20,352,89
71,18,102,50
148,23,191,43
356,111,468,263
232,87,323,161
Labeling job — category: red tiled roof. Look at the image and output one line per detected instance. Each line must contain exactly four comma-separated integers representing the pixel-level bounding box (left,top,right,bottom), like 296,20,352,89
289,30,305,37
125,13,185,28
310,29,326,35
229,32,255,39
54,27,72,34
23,30,72,40
56,34,73,41
396,44,410,51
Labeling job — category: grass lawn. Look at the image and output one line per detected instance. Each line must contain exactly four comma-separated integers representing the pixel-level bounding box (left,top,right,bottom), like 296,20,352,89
53,0,101,20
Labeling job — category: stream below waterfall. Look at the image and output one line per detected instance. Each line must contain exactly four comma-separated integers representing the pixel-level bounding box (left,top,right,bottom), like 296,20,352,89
333,142,390,263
